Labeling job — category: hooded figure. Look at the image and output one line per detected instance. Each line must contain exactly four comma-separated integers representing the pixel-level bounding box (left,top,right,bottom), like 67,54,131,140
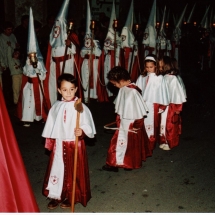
43,0,78,106
171,4,187,62
156,5,168,58
103,0,121,97
16,7,48,126
120,0,140,82
142,0,157,57
80,0,108,103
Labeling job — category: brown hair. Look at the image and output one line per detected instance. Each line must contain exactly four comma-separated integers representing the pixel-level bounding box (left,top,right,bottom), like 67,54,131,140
141,54,160,76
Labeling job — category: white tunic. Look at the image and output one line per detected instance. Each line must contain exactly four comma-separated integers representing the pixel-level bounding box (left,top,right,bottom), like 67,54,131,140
21,60,46,122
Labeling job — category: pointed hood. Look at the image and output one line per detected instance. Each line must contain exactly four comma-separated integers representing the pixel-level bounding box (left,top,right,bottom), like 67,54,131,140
142,0,156,48
85,0,92,35
81,0,101,56
176,4,188,29
120,0,134,48
27,7,43,62
104,0,119,51
200,6,210,29
159,6,166,36
27,7,45,72
172,4,187,43
49,0,70,48
187,3,196,23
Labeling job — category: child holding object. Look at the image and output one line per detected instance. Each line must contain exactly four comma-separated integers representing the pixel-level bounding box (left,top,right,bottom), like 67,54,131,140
42,73,96,209
102,66,151,172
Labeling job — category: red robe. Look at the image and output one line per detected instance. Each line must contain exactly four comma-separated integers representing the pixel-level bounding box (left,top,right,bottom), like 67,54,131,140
159,103,182,149
0,88,39,212
42,138,91,207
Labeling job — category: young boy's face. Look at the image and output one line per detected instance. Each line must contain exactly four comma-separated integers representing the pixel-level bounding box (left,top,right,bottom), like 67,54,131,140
57,80,77,101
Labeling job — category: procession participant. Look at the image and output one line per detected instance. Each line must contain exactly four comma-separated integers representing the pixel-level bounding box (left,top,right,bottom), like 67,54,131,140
136,54,169,151
102,66,151,172
158,56,186,150
0,82,39,213
42,73,96,209
156,6,171,58
142,0,157,58
80,0,108,103
171,4,187,62
16,8,48,126
103,0,120,97
7,46,23,105
44,0,78,106
0,21,18,104
120,0,140,83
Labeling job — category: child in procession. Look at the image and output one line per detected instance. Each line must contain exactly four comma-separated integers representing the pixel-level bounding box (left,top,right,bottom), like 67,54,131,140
158,56,186,150
42,73,96,209
102,66,151,172
136,54,169,151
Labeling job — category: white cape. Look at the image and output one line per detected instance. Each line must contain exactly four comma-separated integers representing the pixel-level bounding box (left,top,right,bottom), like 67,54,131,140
164,74,186,104
42,98,96,139
114,84,148,120
136,73,169,105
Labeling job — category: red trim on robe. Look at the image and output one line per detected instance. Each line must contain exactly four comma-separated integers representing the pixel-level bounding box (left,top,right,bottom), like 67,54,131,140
42,140,91,206
165,103,182,149
106,115,152,169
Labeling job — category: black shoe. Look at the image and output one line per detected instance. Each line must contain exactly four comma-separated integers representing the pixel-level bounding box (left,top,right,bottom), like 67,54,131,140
47,199,60,210
102,164,118,172
124,168,132,171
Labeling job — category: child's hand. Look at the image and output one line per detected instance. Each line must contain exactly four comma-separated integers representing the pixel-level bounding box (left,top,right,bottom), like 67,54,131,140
74,128,83,137
175,111,180,114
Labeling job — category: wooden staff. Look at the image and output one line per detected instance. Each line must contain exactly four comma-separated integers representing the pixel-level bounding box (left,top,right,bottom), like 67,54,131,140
62,22,73,74
29,52,49,115
87,20,95,106
71,98,83,212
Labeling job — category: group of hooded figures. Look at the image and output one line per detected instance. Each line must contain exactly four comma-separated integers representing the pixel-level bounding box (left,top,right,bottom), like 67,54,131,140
15,0,215,124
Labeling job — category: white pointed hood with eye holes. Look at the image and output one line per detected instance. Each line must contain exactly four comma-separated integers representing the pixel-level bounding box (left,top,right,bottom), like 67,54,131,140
104,0,120,51
27,7,46,71
120,0,134,48
142,0,156,48
81,0,101,57
49,0,70,48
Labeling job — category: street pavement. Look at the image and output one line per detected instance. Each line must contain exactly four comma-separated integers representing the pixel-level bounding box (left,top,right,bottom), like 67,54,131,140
7,69,215,213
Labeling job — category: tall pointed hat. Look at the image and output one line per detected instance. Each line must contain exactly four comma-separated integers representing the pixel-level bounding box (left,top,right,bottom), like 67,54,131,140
187,3,196,23
85,0,92,35
200,6,210,29
142,0,156,48
104,0,119,51
49,0,70,48
120,0,135,48
159,5,166,37
172,4,187,42
81,0,101,54
27,7,44,62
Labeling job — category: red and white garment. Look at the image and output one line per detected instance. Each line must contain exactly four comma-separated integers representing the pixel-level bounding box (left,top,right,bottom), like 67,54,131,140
160,74,186,148
16,60,47,122
136,73,169,150
105,84,151,169
42,97,96,204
